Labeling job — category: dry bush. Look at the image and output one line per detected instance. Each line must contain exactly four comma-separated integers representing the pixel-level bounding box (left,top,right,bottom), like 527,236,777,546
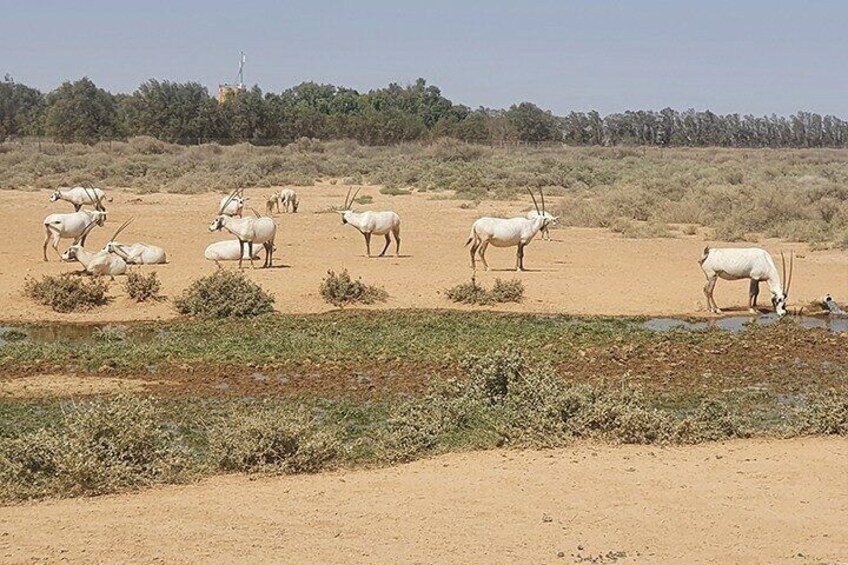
124,271,163,302
320,270,388,307
174,270,274,318
24,275,109,312
210,407,339,474
445,277,524,305
0,396,188,500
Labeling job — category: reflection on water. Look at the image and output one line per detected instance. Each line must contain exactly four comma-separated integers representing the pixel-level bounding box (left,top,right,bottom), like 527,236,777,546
643,314,848,333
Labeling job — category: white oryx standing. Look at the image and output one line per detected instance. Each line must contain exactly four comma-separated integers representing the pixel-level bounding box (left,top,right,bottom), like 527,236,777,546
209,189,277,268
49,186,108,211
42,210,107,261
278,188,299,213
466,189,551,271
61,222,127,278
101,218,167,264
338,187,401,257
219,189,245,217
699,247,794,317
525,210,558,241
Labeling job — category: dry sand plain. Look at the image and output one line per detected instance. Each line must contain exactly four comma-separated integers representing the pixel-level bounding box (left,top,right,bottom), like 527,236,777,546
0,185,845,322
1,438,846,564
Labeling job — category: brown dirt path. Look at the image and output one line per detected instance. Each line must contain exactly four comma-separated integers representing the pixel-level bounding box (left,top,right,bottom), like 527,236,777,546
2,187,845,322
1,437,846,564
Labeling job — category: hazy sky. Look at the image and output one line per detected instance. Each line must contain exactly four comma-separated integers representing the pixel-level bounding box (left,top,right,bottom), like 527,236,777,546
4,1,847,115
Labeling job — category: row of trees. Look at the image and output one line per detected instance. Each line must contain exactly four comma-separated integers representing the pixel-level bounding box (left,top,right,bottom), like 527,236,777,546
3,75,848,148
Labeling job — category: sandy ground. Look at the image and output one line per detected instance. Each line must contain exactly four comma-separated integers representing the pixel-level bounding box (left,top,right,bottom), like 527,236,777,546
0,437,845,564
0,374,169,399
1,186,845,322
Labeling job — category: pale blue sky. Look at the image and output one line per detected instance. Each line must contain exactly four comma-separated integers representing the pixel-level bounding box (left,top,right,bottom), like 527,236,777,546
3,1,846,115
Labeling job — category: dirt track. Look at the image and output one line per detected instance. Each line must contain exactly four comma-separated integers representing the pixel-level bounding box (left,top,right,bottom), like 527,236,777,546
1,437,845,564
2,186,845,322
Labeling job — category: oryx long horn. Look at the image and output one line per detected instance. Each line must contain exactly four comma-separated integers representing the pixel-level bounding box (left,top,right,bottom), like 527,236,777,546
343,187,354,209
539,188,546,214
786,251,794,296
218,188,241,215
350,187,361,206
74,219,99,245
527,188,540,214
250,207,261,218
110,217,134,241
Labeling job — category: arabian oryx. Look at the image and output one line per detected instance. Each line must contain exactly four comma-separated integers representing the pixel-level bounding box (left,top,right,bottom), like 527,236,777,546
209,189,277,268
42,209,107,261
269,188,299,214
699,247,794,317
338,187,401,257
49,186,109,211
204,240,265,268
219,189,245,217
466,189,552,271
102,218,167,264
61,221,127,278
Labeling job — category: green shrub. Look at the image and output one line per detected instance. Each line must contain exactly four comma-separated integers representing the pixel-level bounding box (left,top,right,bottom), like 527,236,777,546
320,270,388,307
0,396,188,500
210,407,339,474
674,399,748,442
379,186,412,196
124,271,163,302
800,391,848,435
24,275,109,312
445,277,524,305
174,270,274,319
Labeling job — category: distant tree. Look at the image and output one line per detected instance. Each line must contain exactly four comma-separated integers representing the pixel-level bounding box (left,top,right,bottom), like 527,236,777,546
121,80,219,143
44,77,118,143
218,86,266,141
0,75,45,140
506,102,561,143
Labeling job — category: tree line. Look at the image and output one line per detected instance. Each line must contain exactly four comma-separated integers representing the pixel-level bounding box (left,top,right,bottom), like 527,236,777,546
2,74,847,148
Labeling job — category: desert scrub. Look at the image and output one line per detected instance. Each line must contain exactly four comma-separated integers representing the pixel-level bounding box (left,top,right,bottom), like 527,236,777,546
174,270,274,318
0,396,189,501
210,406,340,474
320,270,388,307
124,271,163,302
24,275,109,313
800,391,848,435
445,277,524,305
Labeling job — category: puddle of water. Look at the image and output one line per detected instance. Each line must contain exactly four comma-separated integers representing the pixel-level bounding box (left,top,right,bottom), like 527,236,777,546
643,315,848,333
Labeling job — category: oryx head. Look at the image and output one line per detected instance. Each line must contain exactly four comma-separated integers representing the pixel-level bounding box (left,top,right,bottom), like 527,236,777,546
528,188,555,228
209,216,227,232
49,190,62,202
339,187,361,224
61,245,81,262
213,189,242,228
773,251,794,317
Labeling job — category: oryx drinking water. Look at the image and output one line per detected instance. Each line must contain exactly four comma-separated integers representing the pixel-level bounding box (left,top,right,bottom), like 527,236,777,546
338,188,401,257
466,189,552,271
699,247,794,317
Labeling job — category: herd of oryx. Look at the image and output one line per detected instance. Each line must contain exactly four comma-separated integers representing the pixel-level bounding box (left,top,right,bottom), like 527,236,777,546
41,185,795,316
